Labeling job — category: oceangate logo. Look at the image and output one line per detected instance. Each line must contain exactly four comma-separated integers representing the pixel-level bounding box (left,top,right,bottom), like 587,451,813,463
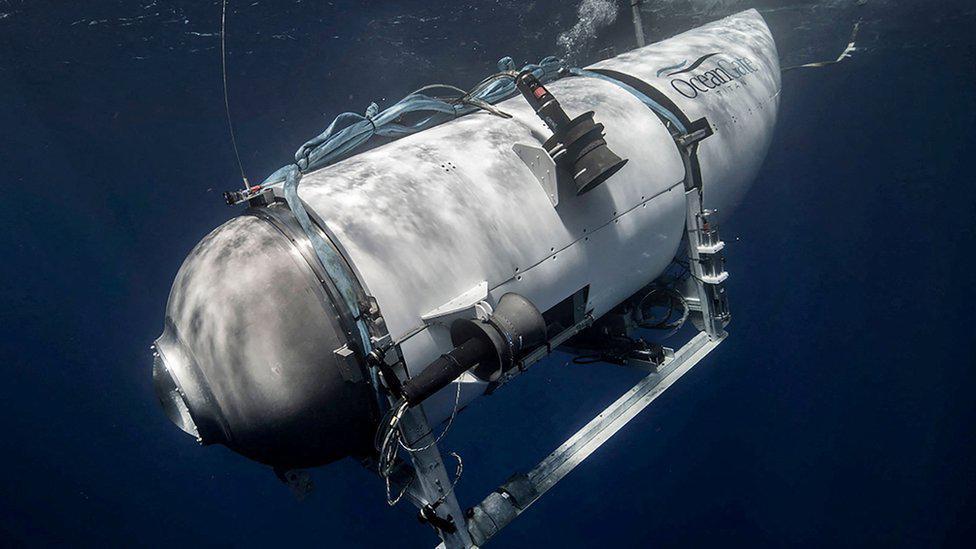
660,52,760,99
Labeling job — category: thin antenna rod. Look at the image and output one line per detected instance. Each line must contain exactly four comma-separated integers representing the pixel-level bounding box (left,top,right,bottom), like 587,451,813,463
221,0,249,188
631,0,646,48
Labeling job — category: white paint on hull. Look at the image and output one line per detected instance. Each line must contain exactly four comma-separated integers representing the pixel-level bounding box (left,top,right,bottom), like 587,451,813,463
294,9,780,422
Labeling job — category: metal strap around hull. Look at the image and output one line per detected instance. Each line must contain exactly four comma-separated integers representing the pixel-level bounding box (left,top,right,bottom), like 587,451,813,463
571,68,687,134
278,165,373,352
275,170,474,549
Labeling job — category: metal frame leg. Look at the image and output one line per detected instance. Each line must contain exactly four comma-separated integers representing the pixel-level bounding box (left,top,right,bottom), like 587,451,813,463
398,405,475,548
462,330,724,546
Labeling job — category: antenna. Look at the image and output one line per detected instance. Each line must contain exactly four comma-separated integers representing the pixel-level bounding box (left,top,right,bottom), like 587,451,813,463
631,0,646,48
221,0,250,189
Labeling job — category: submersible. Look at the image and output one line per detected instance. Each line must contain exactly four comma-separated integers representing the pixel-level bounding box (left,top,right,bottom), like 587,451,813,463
152,8,780,540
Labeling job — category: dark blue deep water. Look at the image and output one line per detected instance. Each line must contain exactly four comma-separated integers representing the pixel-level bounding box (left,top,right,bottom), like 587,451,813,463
2,1,975,546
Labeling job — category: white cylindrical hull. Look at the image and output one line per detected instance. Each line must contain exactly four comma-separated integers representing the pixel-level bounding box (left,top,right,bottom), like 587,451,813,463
153,10,781,467
296,9,780,421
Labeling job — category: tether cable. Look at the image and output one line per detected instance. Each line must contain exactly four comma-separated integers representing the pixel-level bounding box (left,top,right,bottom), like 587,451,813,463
221,0,249,188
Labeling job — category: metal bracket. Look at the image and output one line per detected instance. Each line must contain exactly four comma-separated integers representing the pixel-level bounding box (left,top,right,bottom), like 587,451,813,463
224,184,272,206
421,281,490,325
333,344,364,383
513,143,559,207
683,204,729,338
676,127,711,148
419,501,459,534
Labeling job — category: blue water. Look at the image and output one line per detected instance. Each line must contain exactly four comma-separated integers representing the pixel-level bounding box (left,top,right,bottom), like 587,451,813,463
2,1,974,546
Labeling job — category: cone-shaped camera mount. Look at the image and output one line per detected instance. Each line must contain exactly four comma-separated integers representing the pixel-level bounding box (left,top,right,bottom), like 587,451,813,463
515,70,628,195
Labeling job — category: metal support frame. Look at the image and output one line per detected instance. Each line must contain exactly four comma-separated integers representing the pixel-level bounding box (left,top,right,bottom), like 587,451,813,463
391,317,596,548
398,126,730,548
397,407,475,548
678,126,729,341
460,330,723,547
371,336,473,547
683,187,725,338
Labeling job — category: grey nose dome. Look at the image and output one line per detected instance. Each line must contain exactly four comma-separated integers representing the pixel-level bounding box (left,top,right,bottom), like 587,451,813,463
152,208,377,469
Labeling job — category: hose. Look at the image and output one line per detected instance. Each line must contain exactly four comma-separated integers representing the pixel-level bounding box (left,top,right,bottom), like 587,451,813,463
259,56,564,187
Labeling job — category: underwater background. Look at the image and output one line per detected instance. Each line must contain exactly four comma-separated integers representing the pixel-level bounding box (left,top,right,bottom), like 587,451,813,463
2,0,975,546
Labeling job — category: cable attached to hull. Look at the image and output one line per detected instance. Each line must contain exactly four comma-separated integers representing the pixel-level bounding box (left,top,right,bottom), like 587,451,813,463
220,0,249,189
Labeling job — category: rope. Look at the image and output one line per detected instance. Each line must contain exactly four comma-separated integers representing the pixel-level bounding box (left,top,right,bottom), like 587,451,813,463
257,53,699,194
260,56,564,188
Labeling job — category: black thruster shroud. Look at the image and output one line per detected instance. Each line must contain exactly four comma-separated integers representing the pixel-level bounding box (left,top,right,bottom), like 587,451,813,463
515,70,629,195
